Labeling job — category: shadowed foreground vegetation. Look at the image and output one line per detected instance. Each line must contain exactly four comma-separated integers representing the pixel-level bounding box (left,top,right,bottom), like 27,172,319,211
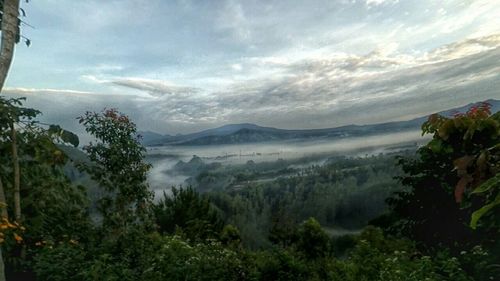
0,97,498,280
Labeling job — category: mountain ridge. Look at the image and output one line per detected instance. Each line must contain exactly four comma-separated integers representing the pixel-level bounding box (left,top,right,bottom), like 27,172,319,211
140,99,499,146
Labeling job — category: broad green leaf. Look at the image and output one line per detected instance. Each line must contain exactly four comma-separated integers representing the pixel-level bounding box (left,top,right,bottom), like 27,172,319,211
471,174,500,194
470,193,500,229
427,139,443,153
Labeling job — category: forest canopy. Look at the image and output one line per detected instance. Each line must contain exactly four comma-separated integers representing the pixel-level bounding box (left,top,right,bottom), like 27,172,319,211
0,98,498,281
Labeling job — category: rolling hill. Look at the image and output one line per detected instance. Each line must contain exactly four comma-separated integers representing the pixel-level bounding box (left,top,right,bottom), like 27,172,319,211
140,99,500,146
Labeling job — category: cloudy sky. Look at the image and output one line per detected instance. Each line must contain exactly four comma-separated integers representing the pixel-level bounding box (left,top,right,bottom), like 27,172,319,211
3,0,500,135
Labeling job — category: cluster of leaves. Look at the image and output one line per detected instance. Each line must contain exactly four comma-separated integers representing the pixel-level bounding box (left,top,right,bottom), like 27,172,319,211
381,102,499,252
0,97,38,126
77,109,153,229
422,102,499,228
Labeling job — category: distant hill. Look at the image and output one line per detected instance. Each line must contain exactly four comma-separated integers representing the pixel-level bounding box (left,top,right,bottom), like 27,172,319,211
140,99,500,146
139,131,168,144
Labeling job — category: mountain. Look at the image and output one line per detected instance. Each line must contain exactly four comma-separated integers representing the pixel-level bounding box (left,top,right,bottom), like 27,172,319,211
139,131,169,144
141,99,500,146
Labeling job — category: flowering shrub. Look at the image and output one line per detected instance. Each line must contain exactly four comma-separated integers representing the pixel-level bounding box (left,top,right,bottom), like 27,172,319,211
0,218,24,247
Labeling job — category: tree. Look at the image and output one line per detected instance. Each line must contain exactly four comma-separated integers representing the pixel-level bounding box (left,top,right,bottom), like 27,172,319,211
77,109,153,230
0,2,27,279
0,0,20,91
0,97,87,279
424,103,499,231
0,97,39,222
296,217,330,259
153,186,224,241
386,102,499,250
269,210,299,248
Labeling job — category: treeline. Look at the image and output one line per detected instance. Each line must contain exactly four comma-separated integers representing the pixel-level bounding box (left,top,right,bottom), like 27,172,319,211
206,154,405,248
0,97,498,280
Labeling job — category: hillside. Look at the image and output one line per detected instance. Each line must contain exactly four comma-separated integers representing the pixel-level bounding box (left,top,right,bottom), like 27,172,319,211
140,99,500,146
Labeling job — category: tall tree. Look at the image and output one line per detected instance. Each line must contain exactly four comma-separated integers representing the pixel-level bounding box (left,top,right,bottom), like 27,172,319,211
9,123,19,222
0,176,6,281
78,109,153,231
0,97,38,281
0,97,85,279
0,2,24,280
0,0,21,91
0,98,37,220
154,187,224,241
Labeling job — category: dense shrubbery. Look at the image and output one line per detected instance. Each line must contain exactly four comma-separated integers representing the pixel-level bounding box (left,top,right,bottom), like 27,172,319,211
0,98,498,280
32,224,484,281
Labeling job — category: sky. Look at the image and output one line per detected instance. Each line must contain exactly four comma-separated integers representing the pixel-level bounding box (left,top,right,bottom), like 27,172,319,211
3,0,500,136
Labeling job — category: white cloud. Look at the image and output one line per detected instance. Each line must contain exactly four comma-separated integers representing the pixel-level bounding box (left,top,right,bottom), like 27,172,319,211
9,33,498,136
231,64,243,71
215,0,251,42
365,0,399,7
6,0,500,135
3,87,94,96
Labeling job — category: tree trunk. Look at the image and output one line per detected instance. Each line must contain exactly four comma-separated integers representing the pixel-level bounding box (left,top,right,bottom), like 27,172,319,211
0,249,5,281
0,177,7,220
0,2,21,280
0,0,20,91
10,123,20,222
0,177,7,281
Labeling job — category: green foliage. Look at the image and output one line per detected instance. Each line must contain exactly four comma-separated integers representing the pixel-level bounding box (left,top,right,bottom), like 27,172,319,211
296,218,330,259
268,211,299,248
32,225,486,281
220,224,242,247
207,153,404,248
0,97,89,277
470,174,500,229
33,242,87,281
0,97,39,129
337,227,474,281
153,186,224,241
385,103,499,250
330,234,356,257
3,100,495,281
140,235,248,281
77,109,153,228
252,249,309,281
10,128,89,244
423,104,499,228
251,226,480,281
21,169,90,243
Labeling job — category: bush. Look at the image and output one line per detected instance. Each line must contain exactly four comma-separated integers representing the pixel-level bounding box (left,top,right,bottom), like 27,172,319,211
343,227,473,281
140,235,248,281
252,249,309,281
33,242,87,281
296,218,330,259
